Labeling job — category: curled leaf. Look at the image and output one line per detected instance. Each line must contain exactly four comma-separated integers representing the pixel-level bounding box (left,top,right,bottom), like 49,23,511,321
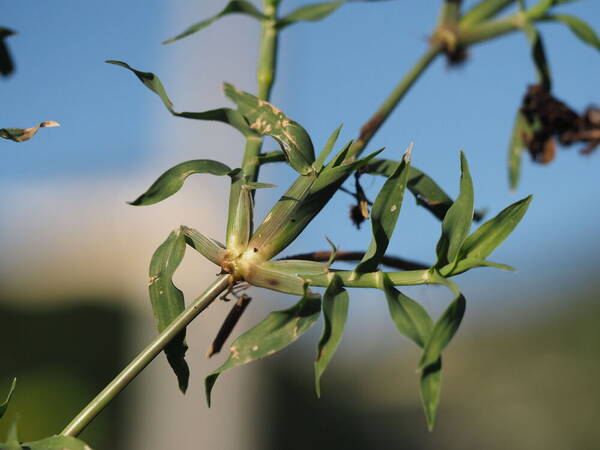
129,159,232,206
107,61,255,136
521,22,552,91
182,226,226,266
420,357,442,431
0,121,59,142
163,1,267,44
148,229,189,393
314,274,349,398
205,290,321,406
224,83,316,174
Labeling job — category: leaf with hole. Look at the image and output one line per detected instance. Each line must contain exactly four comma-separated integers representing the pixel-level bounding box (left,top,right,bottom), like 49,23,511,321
148,229,189,393
205,289,321,406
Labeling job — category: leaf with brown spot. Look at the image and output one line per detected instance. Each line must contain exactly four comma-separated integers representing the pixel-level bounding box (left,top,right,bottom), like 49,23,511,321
205,289,321,406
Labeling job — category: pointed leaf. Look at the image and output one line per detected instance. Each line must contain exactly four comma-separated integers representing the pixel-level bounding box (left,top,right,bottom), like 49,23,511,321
224,83,316,174
148,229,189,393
435,152,474,269
460,0,515,26
277,1,344,28
163,1,267,44
107,61,256,136
420,357,442,431
315,124,343,170
0,121,59,143
0,378,16,419
383,278,433,348
419,289,466,369
522,23,552,91
507,110,531,190
226,173,256,253
354,146,412,273
0,28,15,77
243,260,327,295
129,159,232,206
548,14,600,51
364,159,484,222
314,275,349,397
23,436,93,450
458,195,532,261
181,226,226,266
205,290,321,406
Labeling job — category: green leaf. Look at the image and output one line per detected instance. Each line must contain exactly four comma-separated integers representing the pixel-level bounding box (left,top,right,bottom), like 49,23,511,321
548,14,600,51
0,378,16,419
522,23,552,91
354,146,412,273
107,61,256,137
315,124,343,170
148,229,189,393
0,27,15,77
128,159,232,206
363,159,484,222
0,121,59,143
435,152,474,269
382,277,433,348
23,436,93,450
226,171,255,253
205,290,321,406
419,289,466,369
460,0,515,26
507,110,531,190
163,1,267,44
314,275,349,397
457,195,532,262
0,419,20,450
277,1,344,28
181,226,226,266
223,83,316,174
243,259,327,295
420,357,442,431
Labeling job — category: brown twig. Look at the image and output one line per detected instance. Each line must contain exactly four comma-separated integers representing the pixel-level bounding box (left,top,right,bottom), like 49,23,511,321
280,251,429,271
207,294,252,358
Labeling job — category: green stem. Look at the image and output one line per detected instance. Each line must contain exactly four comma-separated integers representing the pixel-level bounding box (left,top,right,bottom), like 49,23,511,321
60,274,232,438
347,44,441,161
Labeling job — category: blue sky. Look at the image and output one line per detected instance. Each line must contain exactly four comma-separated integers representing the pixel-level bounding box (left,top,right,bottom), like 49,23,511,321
2,0,600,315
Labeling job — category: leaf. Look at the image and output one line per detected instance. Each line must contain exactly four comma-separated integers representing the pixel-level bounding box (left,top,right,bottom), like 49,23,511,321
354,146,412,274
0,27,15,77
548,14,600,51
181,226,226,266
435,152,474,269
205,290,321,406
0,378,16,419
420,357,442,431
363,159,484,222
419,289,466,369
314,275,349,397
507,110,531,190
460,0,515,26
243,259,327,295
226,171,255,253
129,159,232,206
522,23,552,91
23,436,93,450
314,124,343,170
163,1,267,44
0,121,59,143
107,61,255,137
223,83,316,174
277,1,345,29
457,195,532,262
383,278,433,348
148,229,189,393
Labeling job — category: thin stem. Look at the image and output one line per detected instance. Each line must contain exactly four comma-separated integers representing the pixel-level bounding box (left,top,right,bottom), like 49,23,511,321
61,274,232,438
279,250,428,271
346,45,441,161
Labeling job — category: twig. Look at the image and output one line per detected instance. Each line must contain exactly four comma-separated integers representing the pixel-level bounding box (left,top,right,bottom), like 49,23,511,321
280,250,428,271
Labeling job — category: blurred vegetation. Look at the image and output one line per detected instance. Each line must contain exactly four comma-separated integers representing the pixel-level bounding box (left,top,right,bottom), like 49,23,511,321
260,288,600,450
0,300,129,449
